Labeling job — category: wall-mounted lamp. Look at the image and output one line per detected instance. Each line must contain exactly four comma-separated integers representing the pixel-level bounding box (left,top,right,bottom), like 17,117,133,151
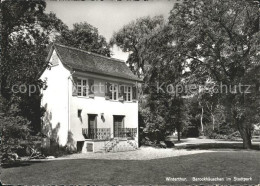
101,113,105,122
78,109,82,123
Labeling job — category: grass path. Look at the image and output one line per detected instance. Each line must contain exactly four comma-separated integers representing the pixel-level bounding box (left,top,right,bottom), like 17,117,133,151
1,151,259,185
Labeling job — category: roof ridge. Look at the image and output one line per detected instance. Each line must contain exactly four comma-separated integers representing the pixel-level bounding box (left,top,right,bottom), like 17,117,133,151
53,43,126,63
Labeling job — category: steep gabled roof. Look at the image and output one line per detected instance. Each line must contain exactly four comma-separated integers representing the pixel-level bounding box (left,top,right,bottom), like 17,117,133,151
49,43,141,82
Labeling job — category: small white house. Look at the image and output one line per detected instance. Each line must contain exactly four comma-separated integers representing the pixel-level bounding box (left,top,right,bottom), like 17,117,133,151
40,43,141,152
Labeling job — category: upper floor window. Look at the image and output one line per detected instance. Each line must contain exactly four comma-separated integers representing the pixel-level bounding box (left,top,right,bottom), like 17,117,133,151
77,78,87,97
124,86,132,101
72,77,95,97
105,82,137,102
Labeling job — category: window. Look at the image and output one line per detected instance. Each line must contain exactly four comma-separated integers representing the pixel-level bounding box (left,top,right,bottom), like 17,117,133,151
111,84,118,100
77,78,88,97
124,86,132,101
105,83,134,102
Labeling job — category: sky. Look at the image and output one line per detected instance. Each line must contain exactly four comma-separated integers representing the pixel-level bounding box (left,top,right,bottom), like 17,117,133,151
45,0,176,61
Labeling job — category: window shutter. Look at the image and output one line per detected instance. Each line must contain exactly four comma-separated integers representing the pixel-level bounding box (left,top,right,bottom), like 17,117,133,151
123,86,127,101
72,77,78,96
132,85,137,100
88,79,94,95
105,82,112,99
119,85,124,101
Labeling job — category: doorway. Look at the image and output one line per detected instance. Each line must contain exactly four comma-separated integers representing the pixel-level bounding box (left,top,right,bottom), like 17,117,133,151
113,115,125,137
88,114,97,139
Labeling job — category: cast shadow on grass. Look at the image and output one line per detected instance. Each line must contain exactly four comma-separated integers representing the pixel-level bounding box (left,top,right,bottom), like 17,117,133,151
175,143,260,151
1,160,46,169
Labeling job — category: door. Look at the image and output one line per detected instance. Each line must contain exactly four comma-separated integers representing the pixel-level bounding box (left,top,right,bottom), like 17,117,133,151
88,114,97,139
113,116,124,137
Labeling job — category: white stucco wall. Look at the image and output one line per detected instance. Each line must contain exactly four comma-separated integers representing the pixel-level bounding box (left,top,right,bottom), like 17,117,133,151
69,72,139,145
40,50,70,146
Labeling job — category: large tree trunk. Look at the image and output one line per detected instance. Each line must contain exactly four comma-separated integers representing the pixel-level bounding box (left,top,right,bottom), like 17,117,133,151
235,114,252,149
238,128,252,149
242,135,252,149
226,94,252,149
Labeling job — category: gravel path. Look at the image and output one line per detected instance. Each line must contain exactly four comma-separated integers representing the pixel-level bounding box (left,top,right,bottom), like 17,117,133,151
52,147,214,161
28,138,259,161
47,138,259,161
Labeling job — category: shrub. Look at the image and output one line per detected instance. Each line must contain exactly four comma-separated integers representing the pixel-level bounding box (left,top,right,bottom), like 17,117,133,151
0,115,31,165
207,130,241,141
1,153,20,165
227,131,241,140
41,142,77,157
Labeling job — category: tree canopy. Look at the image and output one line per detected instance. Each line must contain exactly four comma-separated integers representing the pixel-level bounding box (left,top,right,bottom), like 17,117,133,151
55,22,111,57
110,16,165,77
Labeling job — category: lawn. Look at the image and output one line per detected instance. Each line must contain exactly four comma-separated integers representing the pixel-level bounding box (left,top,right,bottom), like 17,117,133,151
1,151,259,185
176,143,260,150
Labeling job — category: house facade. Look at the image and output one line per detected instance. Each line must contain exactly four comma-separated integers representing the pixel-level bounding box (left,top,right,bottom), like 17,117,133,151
40,44,141,152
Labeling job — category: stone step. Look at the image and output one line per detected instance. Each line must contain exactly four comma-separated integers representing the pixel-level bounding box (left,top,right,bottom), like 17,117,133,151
101,139,138,152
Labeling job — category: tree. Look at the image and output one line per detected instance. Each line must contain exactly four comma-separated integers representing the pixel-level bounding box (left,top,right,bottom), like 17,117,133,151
167,0,260,148
55,22,111,57
135,21,190,142
0,1,70,162
1,0,46,99
111,16,176,144
112,15,196,143
1,0,68,133
184,96,202,137
197,80,220,134
110,16,165,77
